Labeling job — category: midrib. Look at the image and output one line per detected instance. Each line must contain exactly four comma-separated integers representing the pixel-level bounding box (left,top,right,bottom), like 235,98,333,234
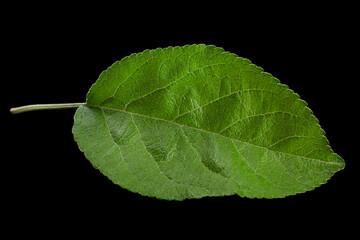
86,104,342,167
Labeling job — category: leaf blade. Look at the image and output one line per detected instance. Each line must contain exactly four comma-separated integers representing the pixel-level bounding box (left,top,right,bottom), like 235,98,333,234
73,44,344,199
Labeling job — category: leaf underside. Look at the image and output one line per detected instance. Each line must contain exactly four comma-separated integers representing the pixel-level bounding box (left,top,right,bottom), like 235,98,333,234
72,44,344,200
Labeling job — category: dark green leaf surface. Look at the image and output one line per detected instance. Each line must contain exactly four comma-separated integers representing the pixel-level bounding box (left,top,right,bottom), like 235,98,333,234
72,44,344,200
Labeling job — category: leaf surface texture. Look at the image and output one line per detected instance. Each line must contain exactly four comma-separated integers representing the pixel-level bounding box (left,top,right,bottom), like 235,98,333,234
72,44,344,200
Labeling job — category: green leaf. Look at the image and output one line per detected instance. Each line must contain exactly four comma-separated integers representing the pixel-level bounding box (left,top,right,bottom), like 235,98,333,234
72,44,344,200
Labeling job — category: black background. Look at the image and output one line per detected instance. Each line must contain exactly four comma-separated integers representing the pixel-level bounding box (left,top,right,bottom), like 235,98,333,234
3,3,357,236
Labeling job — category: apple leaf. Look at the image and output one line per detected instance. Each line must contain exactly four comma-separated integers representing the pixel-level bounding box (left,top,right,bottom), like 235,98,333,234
71,44,344,200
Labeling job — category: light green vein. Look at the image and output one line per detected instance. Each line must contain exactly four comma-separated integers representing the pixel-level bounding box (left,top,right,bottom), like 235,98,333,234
88,105,343,167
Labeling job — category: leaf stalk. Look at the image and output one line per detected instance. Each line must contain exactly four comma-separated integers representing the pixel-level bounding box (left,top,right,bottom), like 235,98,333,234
10,103,86,114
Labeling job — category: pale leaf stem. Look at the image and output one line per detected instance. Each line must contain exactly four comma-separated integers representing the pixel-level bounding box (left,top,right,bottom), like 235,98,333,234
10,103,86,114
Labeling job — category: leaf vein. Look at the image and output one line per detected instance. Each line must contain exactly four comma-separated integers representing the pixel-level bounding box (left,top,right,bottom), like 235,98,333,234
87,106,342,167
172,88,280,122
100,57,156,106
219,111,309,134
129,114,181,197
268,135,318,149
124,62,230,110
230,140,279,191
100,109,146,187
180,127,235,190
